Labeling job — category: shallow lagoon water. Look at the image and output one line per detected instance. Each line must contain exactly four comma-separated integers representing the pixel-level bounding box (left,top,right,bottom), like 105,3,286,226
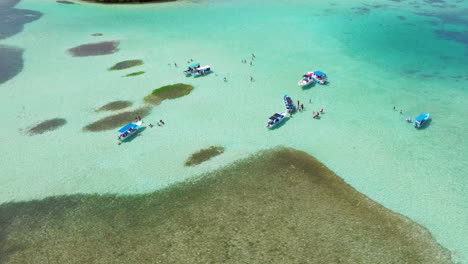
0,0,467,261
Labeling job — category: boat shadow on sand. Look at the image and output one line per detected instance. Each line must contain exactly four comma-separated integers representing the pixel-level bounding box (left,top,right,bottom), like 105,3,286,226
118,126,147,144
193,71,214,78
268,117,291,130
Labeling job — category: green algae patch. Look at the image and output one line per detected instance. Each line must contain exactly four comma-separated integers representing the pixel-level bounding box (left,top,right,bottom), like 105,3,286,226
185,146,224,166
124,71,145,77
83,107,150,132
95,100,132,112
0,148,454,263
144,83,193,105
108,60,143,71
27,118,66,135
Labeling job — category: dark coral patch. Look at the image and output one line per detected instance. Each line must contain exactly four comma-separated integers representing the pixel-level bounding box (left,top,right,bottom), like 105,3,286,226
185,146,225,166
0,148,454,263
56,0,76,4
67,41,119,57
91,33,103,36
28,118,66,135
434,30,468,47
83,107,151,132
124,71,145,77
0,5,42,41
108,60,143,71
397,15,406,20
0,45,23,85
351,7,370,15
95,101,133,112
144,83,193,105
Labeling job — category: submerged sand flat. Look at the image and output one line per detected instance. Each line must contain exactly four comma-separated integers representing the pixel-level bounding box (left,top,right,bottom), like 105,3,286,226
0,148,452,263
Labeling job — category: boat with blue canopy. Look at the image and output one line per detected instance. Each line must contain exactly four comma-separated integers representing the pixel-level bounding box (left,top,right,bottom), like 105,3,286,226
312,71,327,84
414,113,429,128
117,120,142,141
183,62,200,76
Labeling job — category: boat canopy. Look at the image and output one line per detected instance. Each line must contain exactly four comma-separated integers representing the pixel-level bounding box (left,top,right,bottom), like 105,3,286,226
118,123,139,133
188,62,200,68
415,113,428,122
314,71,325,76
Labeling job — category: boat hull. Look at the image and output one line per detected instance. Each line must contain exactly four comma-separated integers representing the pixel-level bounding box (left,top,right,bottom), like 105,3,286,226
413,113,430,128
266,112,287,128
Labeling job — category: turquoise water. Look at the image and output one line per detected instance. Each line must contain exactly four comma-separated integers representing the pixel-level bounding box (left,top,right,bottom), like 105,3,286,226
0,0,467,261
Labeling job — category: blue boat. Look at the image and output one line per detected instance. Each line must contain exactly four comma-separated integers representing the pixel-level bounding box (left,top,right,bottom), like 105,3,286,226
117,120,142,141
312,71,327,84
283,94,295,113
414,113,430,128
183,62,200,76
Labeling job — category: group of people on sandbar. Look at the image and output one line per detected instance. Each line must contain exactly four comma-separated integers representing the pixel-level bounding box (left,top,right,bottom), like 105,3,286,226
149,119,165,128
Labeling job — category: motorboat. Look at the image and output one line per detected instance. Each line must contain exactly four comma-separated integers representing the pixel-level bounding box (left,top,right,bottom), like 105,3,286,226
414,113,429,128
192,65,212,77
298,72,314,87
117,120,142,141
266,112,287,128
283,95,295,113
311,71,327,84
183,62,200,76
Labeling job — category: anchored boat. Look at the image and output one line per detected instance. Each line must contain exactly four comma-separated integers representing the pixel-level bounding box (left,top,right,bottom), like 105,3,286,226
312,71,327,84
183,62,200,76
266,112,287,129
117,120,142,141
283,95,295,113
414,113,430,128
298,72,314,87
192,65,212,77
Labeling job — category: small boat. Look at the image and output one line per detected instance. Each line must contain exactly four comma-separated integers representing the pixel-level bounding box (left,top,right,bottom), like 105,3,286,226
266,112,287,128
117,120,142,141
283,94,295,113
183,62,200,76
414,113,429,128
298,73,314,87
192,65,212,77
312,71,327,84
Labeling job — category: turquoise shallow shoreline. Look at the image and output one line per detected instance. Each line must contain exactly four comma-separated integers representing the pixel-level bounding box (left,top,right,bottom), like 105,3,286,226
0,0,467,262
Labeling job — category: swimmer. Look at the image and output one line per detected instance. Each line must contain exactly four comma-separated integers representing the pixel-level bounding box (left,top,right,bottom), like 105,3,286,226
174,62,178,67
224,77,227,82
250,61,253,65
252,53,256,58
157,123,162,126
250,76,254,82
319,109,323,113
149,124,154,128
400,110,403,114
160,120,165,125
405,118,412,122
393,106,396,110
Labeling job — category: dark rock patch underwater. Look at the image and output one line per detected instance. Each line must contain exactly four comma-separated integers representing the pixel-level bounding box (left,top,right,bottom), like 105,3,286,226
27,118,66,135
0,148,453,263
0,45,23,85
95,100,133,112
67,41,120,57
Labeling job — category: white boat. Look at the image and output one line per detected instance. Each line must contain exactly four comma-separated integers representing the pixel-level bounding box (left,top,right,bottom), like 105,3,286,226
298,72,314,87
117,120,142,141
266,112,287,128
192,65,212,77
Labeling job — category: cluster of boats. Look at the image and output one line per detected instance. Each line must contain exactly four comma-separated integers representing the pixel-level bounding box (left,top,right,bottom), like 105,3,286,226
265,95,295,128
183,62,212,77
298,71,327,87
